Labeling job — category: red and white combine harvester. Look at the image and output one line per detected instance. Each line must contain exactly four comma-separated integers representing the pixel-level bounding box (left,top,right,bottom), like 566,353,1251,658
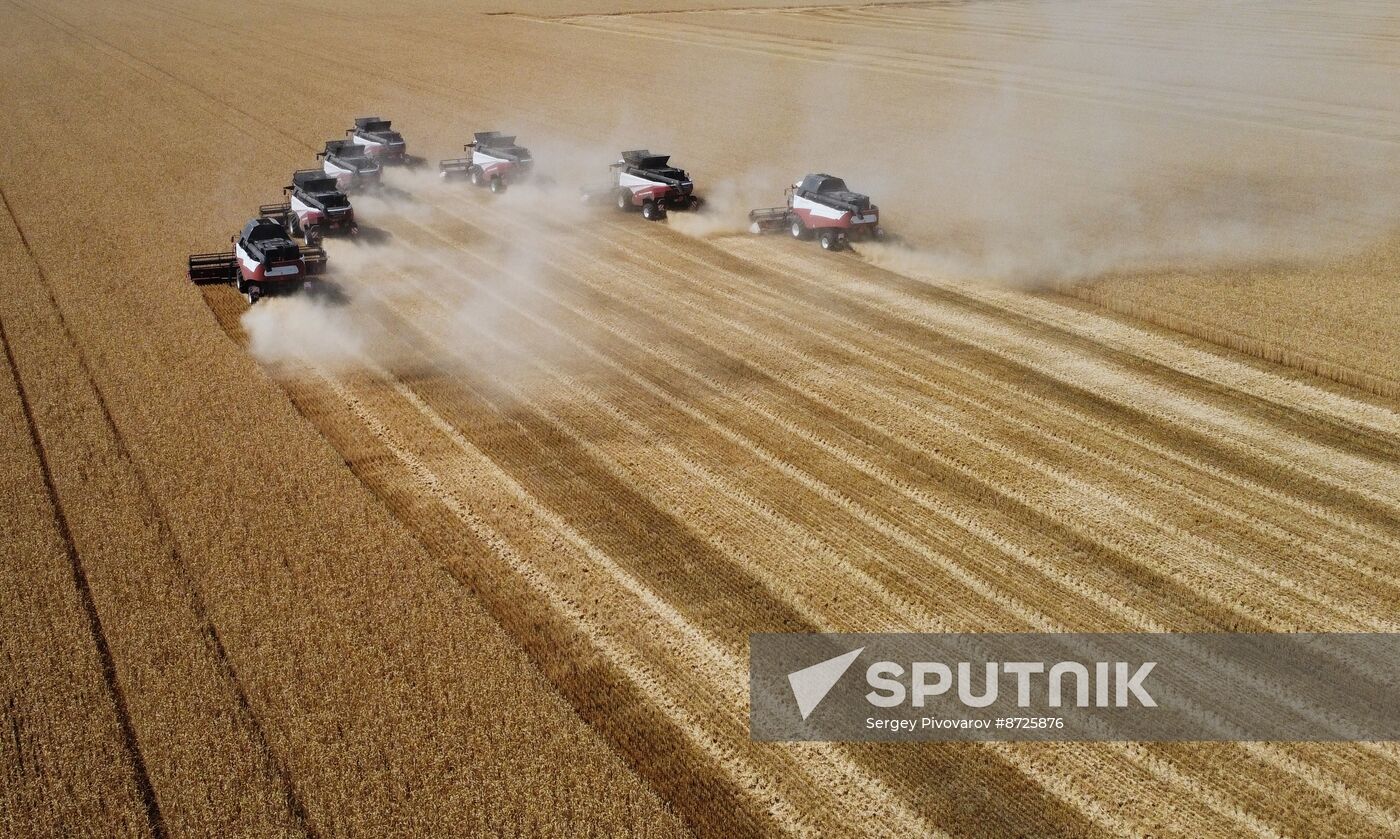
438,132,534,193
346,116,407,163
319,140,382,192
187,216,327,304
581,150,700,220
260,170,359,245
749,173,884,251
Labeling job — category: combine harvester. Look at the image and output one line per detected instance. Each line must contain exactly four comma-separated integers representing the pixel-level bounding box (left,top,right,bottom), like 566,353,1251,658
581,150,700,220
260,170,359,245
319,140,382,192
438,131,534,193
749,173,884,251
188,216,327,304
346,116,407,164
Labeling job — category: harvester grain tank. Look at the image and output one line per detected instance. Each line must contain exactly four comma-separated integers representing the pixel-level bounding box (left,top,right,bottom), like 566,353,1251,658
319,139,383,192
259,170,359,245
346,116,407,163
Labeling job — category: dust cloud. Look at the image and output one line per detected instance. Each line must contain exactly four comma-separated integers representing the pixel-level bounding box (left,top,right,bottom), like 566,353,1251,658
244,1,1400,372
658,2,1400,285
240,165,585,382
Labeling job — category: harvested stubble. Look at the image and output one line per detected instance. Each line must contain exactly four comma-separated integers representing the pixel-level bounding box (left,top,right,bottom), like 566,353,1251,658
233,184,1398,837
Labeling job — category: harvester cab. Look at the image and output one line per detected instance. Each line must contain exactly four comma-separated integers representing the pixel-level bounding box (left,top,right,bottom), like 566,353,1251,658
439,131,534,193
748,172,884,251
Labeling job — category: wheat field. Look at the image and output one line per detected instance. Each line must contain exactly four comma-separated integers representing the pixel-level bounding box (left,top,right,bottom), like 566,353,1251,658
3,0,1399,837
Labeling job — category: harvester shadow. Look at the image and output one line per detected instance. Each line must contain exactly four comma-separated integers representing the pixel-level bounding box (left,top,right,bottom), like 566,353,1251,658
305,280,352,307
349,226,394,246
368,185,415,202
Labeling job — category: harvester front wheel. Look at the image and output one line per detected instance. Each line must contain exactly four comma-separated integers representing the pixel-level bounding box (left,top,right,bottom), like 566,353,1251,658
470,167,484,186
790,218,808,240
616,189,631,211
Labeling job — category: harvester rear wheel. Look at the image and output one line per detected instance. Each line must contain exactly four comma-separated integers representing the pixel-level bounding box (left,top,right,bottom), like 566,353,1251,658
819,230,841,251
642,200,663,220
490,176,507,194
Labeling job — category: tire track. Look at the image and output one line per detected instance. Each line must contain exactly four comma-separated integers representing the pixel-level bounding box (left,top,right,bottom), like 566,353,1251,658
329,211,1305,835
0,183,316,838
410,190,1399,630
314,357,953,839
701,233,1400,533
364,195,1400,828
210,187,1400,834
598,221,1400,568
386,212,1095,633
344,239,1153,834
613,223,1400,553
572,226,1400,624
544,15,1400,145
27,0,1400,834
851,250,1400,443
350,239,1310,834
319,255,1185,839
0,10,943,827
7,0,316,154
0,318,167,839
837,250,1400,464
361,226,1400,829
802,5,1400,68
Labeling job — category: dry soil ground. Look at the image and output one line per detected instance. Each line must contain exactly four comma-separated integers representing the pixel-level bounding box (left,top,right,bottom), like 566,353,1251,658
3,1,1400,837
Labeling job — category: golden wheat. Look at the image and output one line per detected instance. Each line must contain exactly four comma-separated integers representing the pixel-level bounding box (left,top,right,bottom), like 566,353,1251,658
4,0,1400,836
